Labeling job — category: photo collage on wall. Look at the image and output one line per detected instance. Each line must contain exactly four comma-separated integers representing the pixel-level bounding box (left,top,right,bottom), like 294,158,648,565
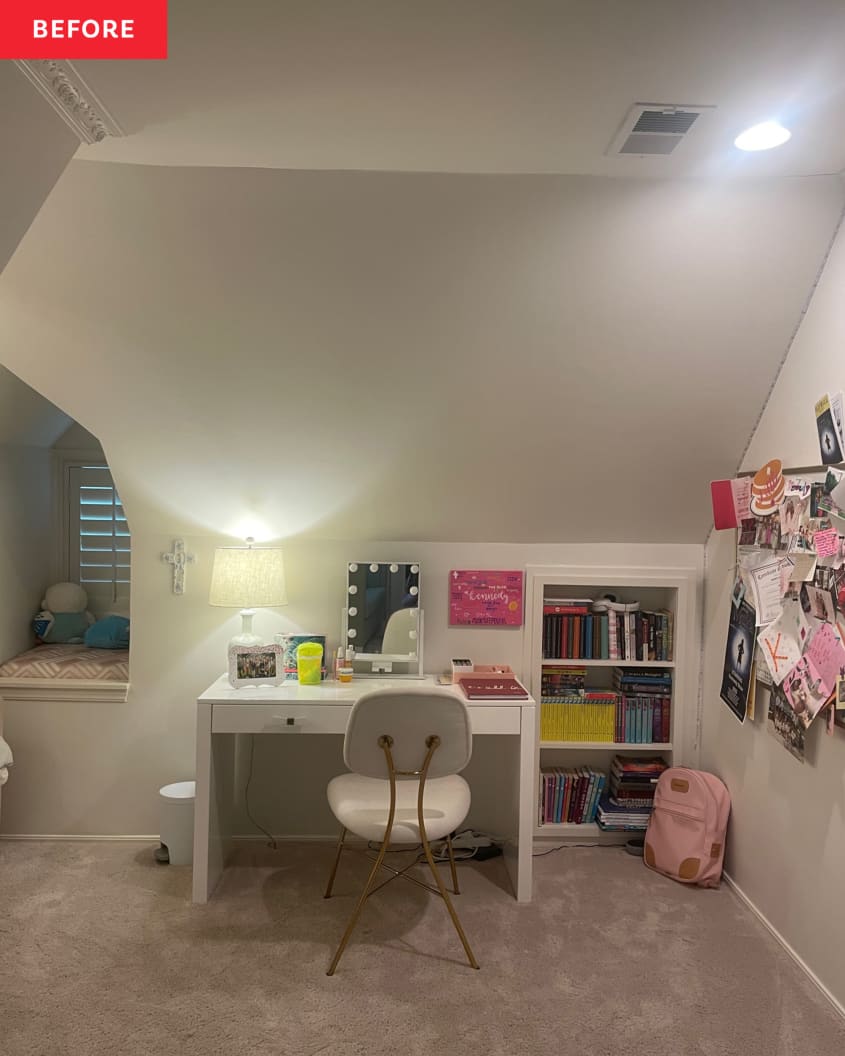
711,429,845,760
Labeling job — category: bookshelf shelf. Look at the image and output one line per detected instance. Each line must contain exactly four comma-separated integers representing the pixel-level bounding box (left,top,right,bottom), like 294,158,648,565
524,564,695,845
542,658,675,668
540,741,673,750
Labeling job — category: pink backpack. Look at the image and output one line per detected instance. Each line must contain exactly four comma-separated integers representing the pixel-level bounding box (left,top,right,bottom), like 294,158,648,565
644,767,731,888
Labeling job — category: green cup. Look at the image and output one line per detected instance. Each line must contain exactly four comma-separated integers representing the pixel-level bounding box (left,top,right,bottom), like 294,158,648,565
296,641,323,685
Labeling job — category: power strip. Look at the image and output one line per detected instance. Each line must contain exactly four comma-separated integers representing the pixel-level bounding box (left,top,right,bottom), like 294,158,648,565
450,830,492,850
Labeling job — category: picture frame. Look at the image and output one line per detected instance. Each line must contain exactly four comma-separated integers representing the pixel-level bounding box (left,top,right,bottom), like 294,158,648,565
227,643,284,688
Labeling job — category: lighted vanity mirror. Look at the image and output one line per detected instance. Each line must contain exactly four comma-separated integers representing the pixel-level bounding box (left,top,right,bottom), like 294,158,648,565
343,561,423,677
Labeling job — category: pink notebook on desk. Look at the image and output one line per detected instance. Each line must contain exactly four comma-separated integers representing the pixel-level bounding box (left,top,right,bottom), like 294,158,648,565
458,677,529,700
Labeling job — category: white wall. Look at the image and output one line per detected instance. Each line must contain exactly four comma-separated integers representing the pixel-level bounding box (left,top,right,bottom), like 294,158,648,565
0,446,53,662
0,538,701,838
701,218,845,1012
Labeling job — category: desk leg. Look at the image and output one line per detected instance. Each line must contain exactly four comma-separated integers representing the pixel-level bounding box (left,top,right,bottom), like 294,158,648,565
499,706,536,903
192,703,234,903
515,706,536,903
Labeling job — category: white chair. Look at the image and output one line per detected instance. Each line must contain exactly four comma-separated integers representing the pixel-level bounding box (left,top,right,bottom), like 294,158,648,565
324,688,479,976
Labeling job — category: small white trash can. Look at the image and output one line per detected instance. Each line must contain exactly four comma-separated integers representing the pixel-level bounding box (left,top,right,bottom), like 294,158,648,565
158,780,195,865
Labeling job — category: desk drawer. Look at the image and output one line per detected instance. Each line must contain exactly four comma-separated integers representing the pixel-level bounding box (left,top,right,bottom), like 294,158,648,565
468,706,521,735
212,704,350,735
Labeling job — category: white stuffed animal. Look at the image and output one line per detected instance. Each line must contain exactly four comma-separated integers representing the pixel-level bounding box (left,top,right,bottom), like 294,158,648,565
33,582,95,644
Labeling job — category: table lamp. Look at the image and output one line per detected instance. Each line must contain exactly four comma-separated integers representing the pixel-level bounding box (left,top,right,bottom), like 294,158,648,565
209,538,288,646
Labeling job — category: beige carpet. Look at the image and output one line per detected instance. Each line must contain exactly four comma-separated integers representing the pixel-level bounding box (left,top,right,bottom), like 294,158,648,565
1,841,843,1056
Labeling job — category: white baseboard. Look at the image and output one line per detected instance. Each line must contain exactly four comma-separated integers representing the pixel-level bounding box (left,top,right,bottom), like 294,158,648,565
724,870,845,1022
0,832,339,842
0,833,159,841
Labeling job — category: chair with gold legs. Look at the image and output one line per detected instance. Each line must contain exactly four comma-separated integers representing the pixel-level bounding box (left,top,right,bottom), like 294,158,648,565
323,688,479,976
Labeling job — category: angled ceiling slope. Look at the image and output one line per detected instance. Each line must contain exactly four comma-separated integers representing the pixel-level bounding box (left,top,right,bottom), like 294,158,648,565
0,161,842,542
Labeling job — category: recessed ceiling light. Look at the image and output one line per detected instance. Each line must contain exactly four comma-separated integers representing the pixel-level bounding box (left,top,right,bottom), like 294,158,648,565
734,121,791,152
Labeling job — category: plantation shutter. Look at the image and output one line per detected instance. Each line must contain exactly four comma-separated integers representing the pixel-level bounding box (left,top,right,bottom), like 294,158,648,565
67,464,131,605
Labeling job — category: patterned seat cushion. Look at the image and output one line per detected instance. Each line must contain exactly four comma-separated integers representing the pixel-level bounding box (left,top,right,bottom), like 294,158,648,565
0,644,129,682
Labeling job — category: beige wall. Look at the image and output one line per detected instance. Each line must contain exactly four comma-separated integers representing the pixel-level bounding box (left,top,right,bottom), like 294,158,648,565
0,64,78,280
0,538,701,838
0,446,53,662
701,219,845,1013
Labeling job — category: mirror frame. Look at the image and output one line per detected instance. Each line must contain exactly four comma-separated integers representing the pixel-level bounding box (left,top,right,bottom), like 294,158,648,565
341,561,424,678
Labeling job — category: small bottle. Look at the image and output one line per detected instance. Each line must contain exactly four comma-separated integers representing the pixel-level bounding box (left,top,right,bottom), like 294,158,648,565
345,645,354,664
334,646,344,681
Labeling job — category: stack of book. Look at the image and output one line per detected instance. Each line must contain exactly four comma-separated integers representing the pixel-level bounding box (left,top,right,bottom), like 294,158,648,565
613,668,672,743
538,766,606,826
596,755,668,831
541,598,673,661
539,692,617,741
541,664,586,698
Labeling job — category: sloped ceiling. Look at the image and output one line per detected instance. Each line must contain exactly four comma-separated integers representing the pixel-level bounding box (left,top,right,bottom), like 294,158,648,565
0,160,841,541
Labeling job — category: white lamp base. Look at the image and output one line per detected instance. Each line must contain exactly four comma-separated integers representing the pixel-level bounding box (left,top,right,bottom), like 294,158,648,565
229,609,262,648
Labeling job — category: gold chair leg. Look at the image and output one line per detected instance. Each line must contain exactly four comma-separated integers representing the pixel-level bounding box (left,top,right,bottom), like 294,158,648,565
326,836,391,976
324,827,348,899
420,832,479,970
446,833,460,895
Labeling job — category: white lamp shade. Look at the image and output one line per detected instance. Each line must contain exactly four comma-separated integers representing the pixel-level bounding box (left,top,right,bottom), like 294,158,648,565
209,546,288,608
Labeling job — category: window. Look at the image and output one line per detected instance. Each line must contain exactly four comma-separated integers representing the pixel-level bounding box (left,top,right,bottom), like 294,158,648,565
66,464,131,609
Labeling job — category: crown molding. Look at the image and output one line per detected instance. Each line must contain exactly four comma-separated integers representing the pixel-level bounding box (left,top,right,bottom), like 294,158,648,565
13,59,123,144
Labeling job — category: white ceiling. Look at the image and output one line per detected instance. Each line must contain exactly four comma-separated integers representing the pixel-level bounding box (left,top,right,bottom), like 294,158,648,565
72,0,845,178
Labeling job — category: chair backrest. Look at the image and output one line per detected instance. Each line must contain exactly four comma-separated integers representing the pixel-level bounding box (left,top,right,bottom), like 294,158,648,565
344,688,472,779
381,607,417,655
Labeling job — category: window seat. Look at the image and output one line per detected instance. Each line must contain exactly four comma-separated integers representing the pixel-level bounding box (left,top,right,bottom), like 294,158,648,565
0,645,129,702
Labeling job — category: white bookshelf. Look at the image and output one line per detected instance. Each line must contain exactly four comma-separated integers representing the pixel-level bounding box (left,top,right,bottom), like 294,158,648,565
523,565,697,846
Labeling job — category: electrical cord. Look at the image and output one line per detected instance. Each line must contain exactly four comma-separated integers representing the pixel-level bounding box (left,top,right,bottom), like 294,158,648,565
245,734,278,849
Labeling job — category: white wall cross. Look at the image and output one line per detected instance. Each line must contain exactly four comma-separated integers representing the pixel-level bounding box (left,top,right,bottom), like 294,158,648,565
161,538,196,595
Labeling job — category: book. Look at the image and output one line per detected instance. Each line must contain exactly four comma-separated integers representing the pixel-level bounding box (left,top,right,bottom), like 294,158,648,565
459,677,528,700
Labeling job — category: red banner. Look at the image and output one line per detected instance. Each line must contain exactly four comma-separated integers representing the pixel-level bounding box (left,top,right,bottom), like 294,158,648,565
0,1,167,58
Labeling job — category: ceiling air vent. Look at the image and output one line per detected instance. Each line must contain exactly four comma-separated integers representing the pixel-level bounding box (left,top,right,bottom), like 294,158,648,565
607,103,715,157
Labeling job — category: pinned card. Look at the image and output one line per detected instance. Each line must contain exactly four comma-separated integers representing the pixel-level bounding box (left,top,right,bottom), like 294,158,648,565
814,528,839,558
746,560,784,626
757,605,804,685
710,477,753,530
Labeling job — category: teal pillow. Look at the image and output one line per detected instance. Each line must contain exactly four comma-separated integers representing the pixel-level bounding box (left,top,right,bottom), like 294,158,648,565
84,616,130,650
42,612,89,644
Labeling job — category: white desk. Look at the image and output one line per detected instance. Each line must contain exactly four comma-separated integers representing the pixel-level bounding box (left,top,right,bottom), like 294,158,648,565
192,675,536,903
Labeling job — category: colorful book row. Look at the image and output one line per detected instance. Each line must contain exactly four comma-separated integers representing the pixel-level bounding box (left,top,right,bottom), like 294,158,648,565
542,607,673,662
539,696,671,743
538,767,606,825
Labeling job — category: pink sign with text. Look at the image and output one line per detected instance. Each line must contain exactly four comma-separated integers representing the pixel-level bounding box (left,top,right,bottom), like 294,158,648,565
449,570,524,627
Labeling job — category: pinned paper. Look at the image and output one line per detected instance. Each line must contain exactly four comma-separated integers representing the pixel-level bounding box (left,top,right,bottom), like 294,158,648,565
711,477,753,530
783,553,817,584
746,560,785,625
802,620,845,698
749,459,785,517
757,606,804,685
814,528,839,557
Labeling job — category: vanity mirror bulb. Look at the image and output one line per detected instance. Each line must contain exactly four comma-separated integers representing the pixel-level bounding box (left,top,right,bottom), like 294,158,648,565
390,563,398,573
347,628,357,638
348,606,358,616
409,586,418,596
370,563,379,573
348,563,358,572
348,585,357,595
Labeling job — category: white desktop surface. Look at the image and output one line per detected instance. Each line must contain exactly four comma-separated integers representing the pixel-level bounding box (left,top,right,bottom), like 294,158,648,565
192,674,536,903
